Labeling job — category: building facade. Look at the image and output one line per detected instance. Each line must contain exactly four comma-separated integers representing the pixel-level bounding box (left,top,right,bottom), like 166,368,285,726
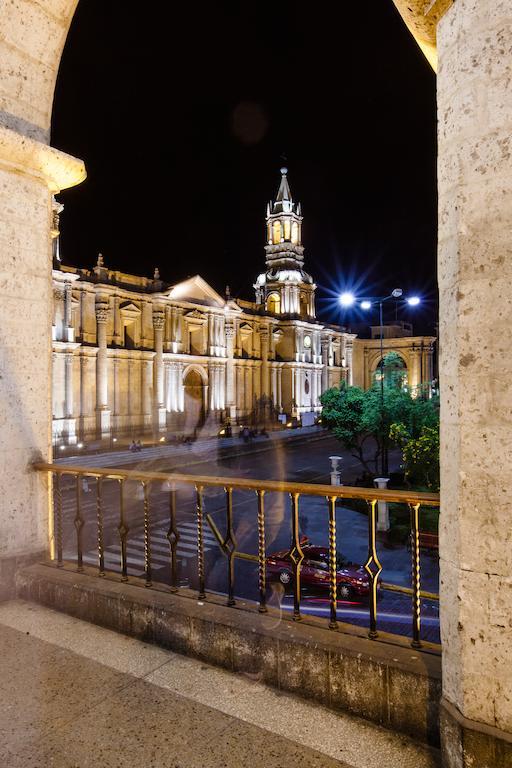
51,169,434,445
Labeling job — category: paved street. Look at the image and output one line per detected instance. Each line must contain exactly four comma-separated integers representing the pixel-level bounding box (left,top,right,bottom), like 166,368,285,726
57,432,440,644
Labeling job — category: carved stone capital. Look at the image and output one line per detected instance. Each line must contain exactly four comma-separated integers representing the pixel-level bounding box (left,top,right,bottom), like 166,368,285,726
225,323,235,339
153,312,165,331
95,304,109,323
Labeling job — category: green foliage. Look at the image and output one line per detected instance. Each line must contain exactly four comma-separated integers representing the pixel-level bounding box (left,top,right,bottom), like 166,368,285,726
320,381,439,480
391,423,440,491
378,352,407,389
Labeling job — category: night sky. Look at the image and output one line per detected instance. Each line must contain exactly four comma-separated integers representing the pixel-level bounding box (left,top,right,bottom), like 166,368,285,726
51,1,437,335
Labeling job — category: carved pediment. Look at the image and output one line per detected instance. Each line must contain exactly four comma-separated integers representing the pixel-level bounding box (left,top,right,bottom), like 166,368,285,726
167,274,226,308
239,323,253,336
119,301,141,315
184,309,206,325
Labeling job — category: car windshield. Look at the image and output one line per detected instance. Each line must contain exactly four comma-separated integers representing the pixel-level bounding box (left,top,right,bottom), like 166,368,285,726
305,550,350,569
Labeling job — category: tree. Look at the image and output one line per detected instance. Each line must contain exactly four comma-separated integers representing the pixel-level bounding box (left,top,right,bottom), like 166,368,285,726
389,423,440,491
320,381,439,479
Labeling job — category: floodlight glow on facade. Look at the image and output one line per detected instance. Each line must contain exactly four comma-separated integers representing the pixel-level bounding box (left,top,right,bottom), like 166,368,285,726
339,292,355,307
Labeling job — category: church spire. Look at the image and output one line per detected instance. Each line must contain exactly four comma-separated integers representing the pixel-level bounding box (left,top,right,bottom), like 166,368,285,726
273,167,293,213
254,167,316,319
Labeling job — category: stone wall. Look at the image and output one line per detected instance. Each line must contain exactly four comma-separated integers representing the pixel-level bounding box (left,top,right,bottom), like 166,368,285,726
437,0,512,758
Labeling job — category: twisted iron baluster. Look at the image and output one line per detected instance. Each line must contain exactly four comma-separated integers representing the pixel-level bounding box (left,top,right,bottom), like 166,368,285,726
257,490,267,613
143,481,152,588
224,487,236,606
410,502,422,648
74,474,84,573
290,492,304,621
96,476,105,576
196,485,206,599
118,479,129,582
55,473,63,567
166,484,179,592
364,499,382,639
328,495,338,630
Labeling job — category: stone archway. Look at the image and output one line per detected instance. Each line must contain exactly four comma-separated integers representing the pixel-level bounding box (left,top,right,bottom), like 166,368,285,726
182,367,206,435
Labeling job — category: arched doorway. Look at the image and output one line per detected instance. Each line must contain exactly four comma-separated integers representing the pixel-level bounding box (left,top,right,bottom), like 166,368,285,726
183,368,206,434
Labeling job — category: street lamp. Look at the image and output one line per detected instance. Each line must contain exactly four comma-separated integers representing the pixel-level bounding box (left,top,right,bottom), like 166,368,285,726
339,292,356,308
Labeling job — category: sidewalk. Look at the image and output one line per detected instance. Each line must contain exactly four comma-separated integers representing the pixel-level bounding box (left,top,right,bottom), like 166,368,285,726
0,600,440,768
55,425,326,469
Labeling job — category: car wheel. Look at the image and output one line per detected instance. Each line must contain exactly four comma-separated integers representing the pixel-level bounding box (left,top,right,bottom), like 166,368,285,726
338,583,353,600
279,570,292,586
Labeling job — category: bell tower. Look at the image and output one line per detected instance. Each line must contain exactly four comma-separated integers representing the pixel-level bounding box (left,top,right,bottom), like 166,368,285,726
254,167,316,318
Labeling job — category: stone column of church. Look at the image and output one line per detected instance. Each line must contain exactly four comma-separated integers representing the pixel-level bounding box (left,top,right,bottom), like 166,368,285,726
142,359,152,426
311,366,317,408
277,367,282,411
153,310,166,430
79,355,88,437
113,358,120,424
321,338,329,393
260,327,270,402
64,281,73,340
243,366,249,412
113,297,121,345
95,300,111,437
177,362,185,412
225,323,236,419
295,368,302,411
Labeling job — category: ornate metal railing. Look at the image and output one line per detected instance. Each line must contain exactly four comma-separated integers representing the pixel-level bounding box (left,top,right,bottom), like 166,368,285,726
35,462,440,650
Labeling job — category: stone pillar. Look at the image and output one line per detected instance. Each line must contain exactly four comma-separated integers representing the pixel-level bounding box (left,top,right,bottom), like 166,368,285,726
64,352,76,444
142,359,152,424
277,367,282,411
95,300,111,438
244,366,252,412
373,478,390,532
177,362,185,412
63,281,73,342
225,323,236,419
260,327,270,399
152,310,166,431
437,3,512,764
236,364,243,414
0,125,85,595
321,338,329,393
79,355,89,437
311,366,317,408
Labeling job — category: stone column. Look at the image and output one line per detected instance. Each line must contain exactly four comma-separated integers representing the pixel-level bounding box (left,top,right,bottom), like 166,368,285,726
64,352,76,444
244,366,252,412
311,366,317,408
95,300,111,438
437,3,512,765
225,323,236,419
142,359,152,425
177,362,185,412
112,296,121,345
345,339,354,386
152,310,166,431
113,358,120,418
79,355,89,437
277,367,282,411
64,281,73,342
260,327,270,400
321,338,329,393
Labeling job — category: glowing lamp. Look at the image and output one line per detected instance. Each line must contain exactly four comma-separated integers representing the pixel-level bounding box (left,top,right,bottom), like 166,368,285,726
339,292,355,307
407,296,420,306
360,300,372,310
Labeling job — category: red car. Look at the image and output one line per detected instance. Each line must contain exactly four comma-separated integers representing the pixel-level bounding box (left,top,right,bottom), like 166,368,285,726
266,544,379,601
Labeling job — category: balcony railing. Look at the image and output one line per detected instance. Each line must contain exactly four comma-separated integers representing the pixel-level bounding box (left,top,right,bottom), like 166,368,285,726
34,462,440,650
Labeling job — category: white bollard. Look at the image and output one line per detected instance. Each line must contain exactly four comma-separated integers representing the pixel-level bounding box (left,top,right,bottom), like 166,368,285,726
329,456,343,486
374,477,390,531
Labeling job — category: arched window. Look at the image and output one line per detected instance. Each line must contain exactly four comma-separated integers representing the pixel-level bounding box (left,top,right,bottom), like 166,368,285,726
267,293,281,314
291,221,299,244
272,221,281,244
283,218,291,241
300,292,309,317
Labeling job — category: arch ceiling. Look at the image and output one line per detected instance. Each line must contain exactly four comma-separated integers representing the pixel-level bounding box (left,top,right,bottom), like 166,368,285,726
0,0,79,142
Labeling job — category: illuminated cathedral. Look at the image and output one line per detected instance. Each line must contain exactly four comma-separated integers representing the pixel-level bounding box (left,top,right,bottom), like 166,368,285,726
51,169,433,444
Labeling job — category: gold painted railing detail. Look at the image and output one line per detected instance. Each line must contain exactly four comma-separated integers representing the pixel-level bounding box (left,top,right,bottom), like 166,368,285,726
35,462,440,651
